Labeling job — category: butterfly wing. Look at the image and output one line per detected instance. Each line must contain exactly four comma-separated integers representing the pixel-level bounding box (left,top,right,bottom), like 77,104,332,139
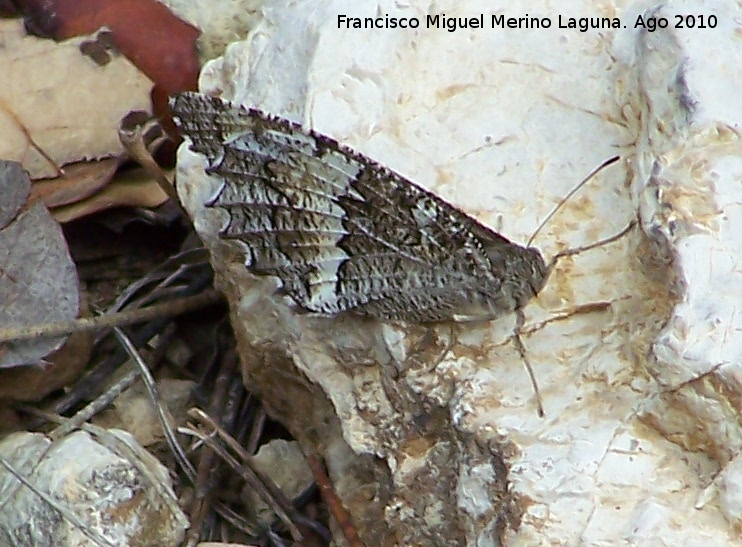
170,92,541,322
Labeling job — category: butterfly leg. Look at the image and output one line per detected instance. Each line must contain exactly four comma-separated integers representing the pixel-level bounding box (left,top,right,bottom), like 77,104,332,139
512,309,545,417
401,323,456,376
520,301,612,337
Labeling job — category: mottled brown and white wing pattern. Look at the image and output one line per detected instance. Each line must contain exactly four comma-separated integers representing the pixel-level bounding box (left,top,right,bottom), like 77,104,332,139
170,92,547,322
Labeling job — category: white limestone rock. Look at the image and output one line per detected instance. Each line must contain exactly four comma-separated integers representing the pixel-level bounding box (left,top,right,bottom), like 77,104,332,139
0,430,187,546
175,0,741,543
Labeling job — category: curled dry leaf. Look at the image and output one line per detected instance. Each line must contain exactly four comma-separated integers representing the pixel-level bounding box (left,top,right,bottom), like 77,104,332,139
53,167,170,223
27,111,174,223
0,161,79,368
0,20,152,179
28,158,120,210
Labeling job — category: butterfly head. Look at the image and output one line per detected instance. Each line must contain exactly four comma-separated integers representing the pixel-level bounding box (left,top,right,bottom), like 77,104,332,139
522,247,549,300
475,241,549,315
506,246,549,309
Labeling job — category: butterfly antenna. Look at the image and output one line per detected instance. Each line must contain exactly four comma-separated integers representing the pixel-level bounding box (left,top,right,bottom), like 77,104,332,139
526,155,621,248
547,219,636,272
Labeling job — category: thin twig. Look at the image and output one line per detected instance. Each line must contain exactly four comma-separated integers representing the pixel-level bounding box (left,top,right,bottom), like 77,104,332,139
112,326,197,481
213,502,260,537
181,423,304,541
0,289,222,343
105,248,208,315
118,115,190,219
245,406,267,456
49,364,141,439
305,454,364,547
35,316,175,421
183,410,305,542
183,352,239,547
189,408,305,519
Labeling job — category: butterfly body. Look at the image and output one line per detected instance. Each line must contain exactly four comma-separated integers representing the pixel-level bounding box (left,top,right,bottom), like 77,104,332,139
170,92,548,323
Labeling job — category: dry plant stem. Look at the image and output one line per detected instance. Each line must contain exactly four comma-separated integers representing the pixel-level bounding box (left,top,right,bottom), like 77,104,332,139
0,289,222,343
219,370,257,443
12,404,64,424
190,408,301,513
212,501,261,537
305,454,364,547
118,116,190,218
112,326,197,480
0,455,117,547
180,424,303,542
188,408,307,518
183,492,210,547
35,315,176,424
245,405,267,455
211,352,260,450
49,365,141,439
182,447,221,546
105,248,209,316
185,409,305,541
267,528,291,547
183,353,239,547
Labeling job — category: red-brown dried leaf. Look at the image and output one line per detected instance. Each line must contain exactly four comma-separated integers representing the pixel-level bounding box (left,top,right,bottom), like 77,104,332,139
13,0,200,110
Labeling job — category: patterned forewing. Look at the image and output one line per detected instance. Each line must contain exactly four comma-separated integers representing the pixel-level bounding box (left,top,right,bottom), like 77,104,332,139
170,92,506,320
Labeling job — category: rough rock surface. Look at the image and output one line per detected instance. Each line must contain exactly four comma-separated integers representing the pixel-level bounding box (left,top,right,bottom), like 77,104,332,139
175,0,741,544
0,430,187,546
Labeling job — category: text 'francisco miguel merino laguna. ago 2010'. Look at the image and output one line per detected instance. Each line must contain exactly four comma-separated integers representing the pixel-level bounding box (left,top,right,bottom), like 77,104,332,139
337,12,718,33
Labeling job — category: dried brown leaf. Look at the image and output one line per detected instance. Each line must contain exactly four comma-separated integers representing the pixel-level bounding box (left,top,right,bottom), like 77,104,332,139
0,20,152,179
0,330,92,401
28,158,120,209
50,166,169,223
0,164,79,367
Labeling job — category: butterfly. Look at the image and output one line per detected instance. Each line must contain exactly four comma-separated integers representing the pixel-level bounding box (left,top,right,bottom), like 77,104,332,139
170,92,550,324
